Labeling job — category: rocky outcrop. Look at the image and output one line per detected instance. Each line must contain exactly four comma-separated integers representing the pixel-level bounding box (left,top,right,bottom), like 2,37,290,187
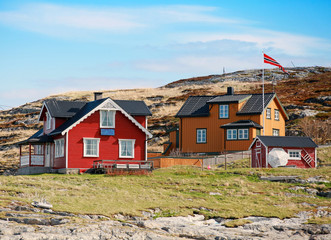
0,202,330,240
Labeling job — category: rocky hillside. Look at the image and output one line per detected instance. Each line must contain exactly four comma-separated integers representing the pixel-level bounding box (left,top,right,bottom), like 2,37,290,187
0,66,330,172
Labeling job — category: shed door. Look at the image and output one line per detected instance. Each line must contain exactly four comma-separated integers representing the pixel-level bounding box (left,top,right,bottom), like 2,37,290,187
254,149,262,168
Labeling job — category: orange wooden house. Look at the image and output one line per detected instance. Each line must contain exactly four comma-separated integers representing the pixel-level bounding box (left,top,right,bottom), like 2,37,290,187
163,87,288,155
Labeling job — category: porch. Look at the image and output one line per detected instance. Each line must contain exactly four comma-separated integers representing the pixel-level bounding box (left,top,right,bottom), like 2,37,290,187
18,129,53,168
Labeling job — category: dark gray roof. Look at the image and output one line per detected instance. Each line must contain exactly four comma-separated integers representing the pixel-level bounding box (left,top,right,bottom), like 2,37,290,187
114,100,152,116
19,129,53,145
45,99,151,119
257,136,318,148
176,93,279,118
207,94,251,104
50,98,107,135
176,96,215,117
45,100,86,118
237,93,275,115
221,120,263,129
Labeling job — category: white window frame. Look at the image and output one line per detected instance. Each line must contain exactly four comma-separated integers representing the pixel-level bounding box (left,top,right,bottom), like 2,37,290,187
119,139,135,158
83,138,100,157
46,112,52,130
273,129,279,136
288,150,301,160
227,129,237,140
100,110,115,128
266,108,271,119
196,129,207,143
274,109,279,121
219,104,229,118
238,129,249,140
54,139,64,158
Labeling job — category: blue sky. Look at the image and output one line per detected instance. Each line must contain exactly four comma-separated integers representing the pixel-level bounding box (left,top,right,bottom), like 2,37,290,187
0,0,330,109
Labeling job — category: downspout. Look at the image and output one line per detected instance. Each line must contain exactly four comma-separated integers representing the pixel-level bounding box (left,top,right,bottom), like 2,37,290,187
180,118,183,152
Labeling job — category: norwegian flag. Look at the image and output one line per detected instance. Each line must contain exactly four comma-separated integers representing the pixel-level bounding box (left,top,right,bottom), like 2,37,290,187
264,53,288,74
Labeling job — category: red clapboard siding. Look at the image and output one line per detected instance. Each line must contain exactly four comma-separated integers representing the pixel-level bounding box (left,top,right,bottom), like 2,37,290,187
134,115,146,128
67,110,146,169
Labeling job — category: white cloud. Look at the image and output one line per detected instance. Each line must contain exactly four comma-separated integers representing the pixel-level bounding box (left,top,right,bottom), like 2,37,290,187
0,3,238,37
176,29,331,56
0,3,144,36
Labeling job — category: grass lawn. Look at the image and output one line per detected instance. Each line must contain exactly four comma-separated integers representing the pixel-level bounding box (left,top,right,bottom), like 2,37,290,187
0,165,330,222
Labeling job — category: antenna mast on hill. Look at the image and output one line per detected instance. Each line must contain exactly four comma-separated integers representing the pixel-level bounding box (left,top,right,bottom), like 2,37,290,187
223,67,225,74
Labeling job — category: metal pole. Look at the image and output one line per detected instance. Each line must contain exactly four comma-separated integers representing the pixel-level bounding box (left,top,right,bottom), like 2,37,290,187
262,51,265,136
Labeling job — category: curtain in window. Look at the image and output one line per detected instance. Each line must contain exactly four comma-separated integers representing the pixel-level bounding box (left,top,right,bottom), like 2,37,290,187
101,111,114,127
121,140,133,157
85,139,98,156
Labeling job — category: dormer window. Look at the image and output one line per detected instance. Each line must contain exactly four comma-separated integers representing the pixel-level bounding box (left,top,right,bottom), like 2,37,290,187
219,105,229,118
46,112,52,130
100,110,115,128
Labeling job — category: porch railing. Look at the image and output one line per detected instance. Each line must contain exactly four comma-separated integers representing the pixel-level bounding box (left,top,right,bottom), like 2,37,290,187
20,155,44,166
93,160,153,170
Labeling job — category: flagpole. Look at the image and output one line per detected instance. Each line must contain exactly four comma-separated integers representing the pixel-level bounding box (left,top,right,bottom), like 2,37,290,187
262,51,265,136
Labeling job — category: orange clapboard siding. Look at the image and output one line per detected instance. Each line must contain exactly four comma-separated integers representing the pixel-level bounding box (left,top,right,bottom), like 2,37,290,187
179,97,286,153
263,100,286,136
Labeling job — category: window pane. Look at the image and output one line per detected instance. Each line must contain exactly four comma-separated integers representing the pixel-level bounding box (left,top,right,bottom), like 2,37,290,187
107,111,113,126
126,141,132,156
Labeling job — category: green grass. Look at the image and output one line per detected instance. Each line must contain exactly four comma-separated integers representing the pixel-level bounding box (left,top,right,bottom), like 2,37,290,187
0,165,330,221
224,219,253,228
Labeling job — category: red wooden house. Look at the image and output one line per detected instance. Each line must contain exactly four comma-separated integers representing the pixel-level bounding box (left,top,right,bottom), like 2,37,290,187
18,93,152,174
249,136,318,168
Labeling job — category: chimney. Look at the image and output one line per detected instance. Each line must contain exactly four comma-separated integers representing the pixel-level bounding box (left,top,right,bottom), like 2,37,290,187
227,87,234,95
94,92,103,101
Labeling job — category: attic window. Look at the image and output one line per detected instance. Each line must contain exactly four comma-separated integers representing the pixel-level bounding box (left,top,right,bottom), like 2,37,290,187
266,108,271,119
46,112,52,130
219,105,229,118
100,110,115,128
275,109,279,121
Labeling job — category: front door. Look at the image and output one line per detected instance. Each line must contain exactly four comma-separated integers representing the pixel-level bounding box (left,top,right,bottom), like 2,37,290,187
45,144,51,167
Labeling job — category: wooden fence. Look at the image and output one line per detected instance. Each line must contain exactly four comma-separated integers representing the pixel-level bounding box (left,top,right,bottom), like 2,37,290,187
149,150,250,169
150,157,203,168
